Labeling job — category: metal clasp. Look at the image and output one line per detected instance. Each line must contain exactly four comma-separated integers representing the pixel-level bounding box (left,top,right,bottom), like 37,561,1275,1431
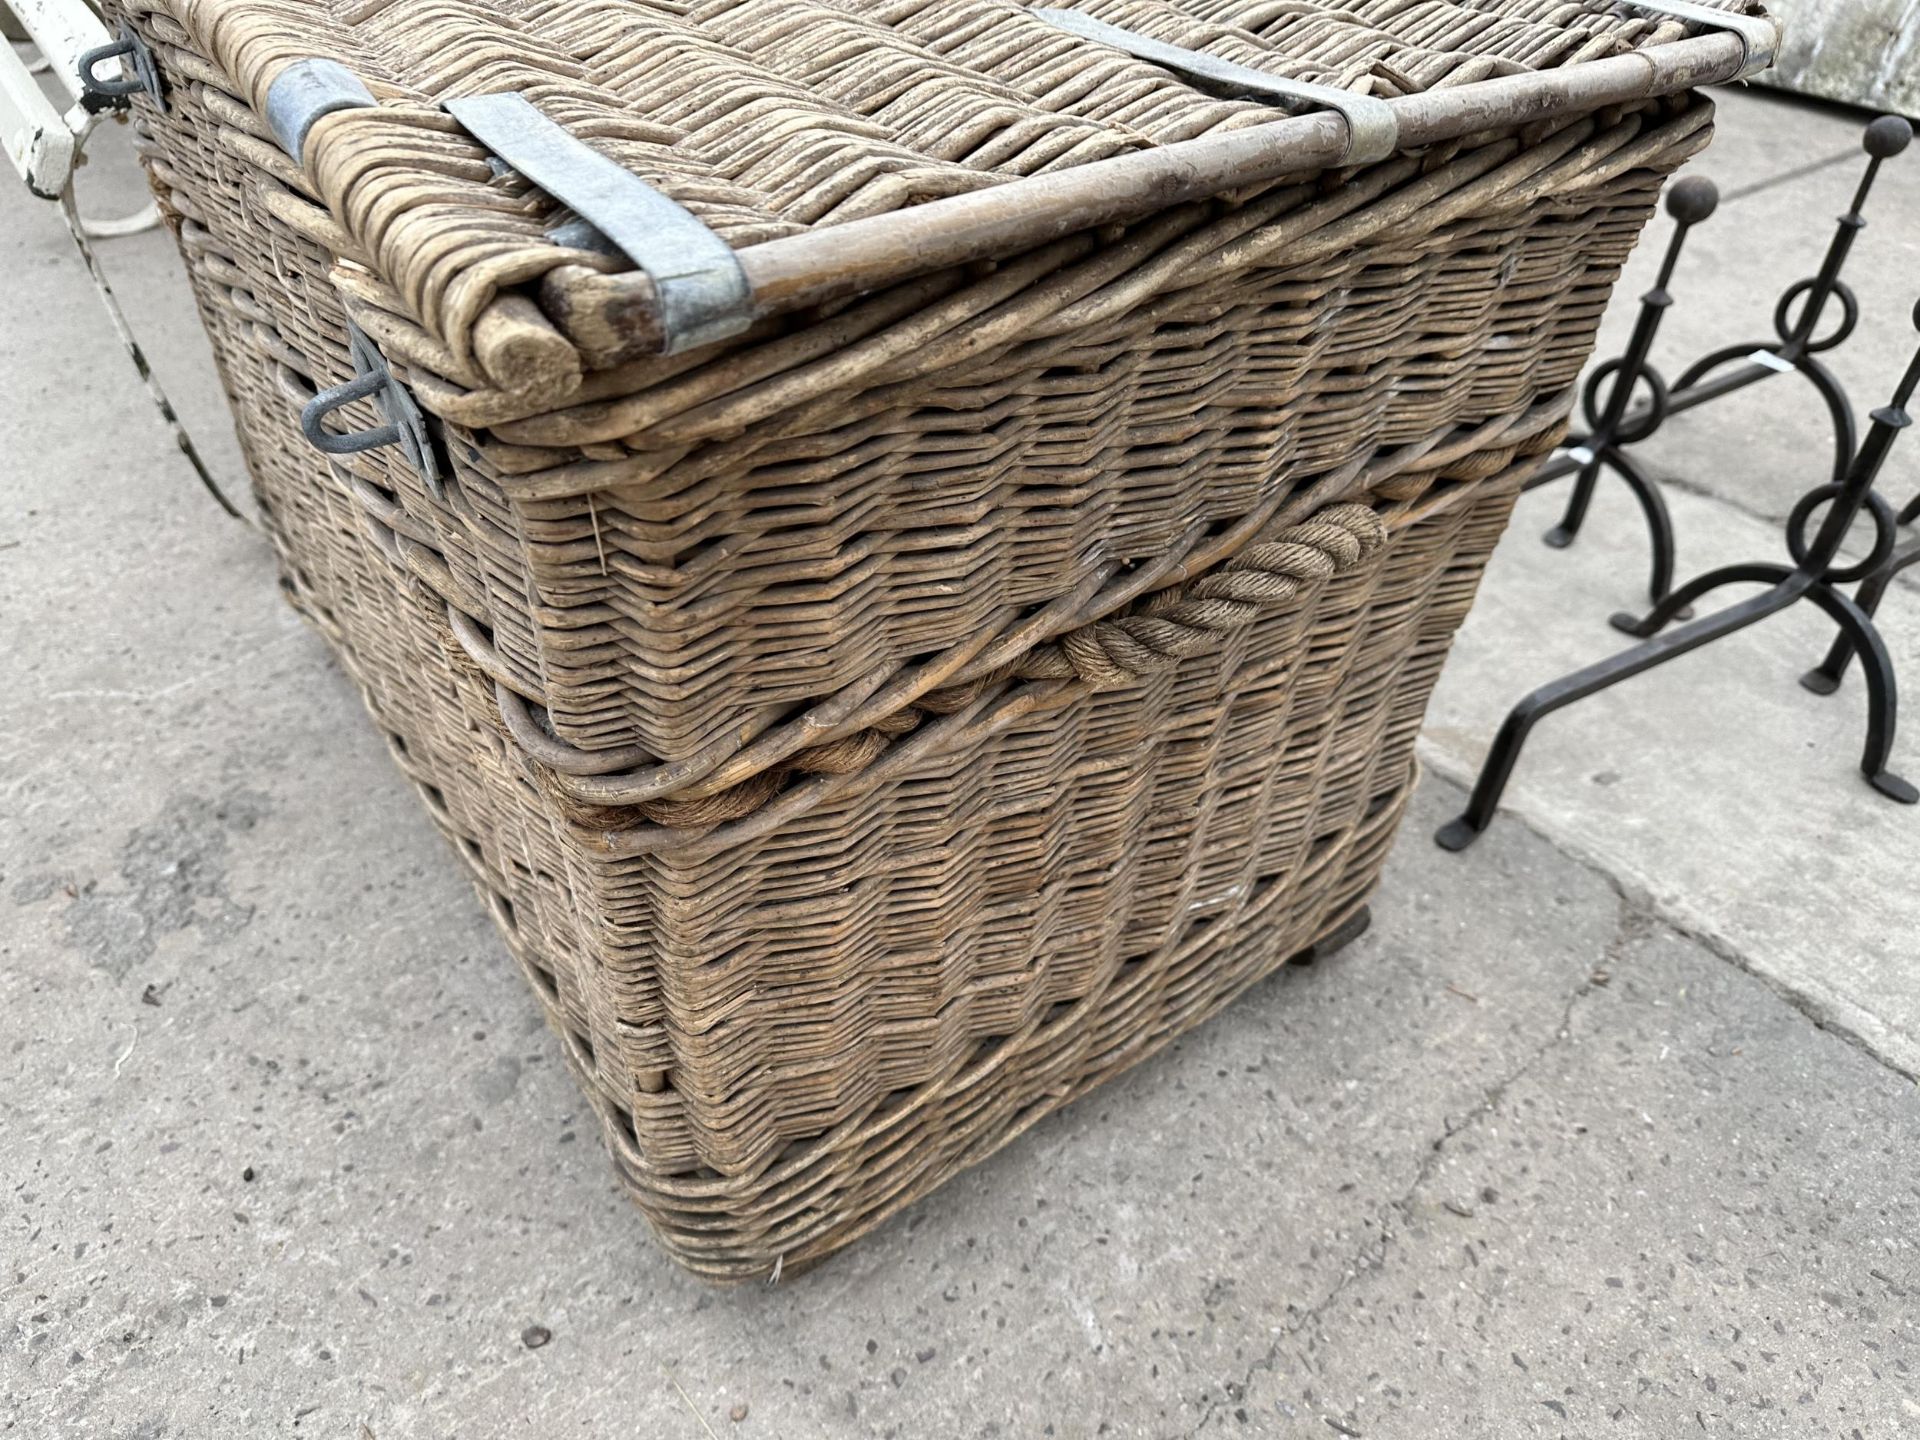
443,92,755,355
1617,1,1780,81
265,58,377,165
300,321,443,496
1032,9,1398,165
76,23,166,114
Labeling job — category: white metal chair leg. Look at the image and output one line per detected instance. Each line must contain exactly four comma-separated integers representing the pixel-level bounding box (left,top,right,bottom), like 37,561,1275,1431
79,196,160,237
4,1,114,198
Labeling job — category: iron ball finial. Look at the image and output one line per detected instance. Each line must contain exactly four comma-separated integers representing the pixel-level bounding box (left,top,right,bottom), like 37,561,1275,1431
1665,175,1718,225
1863,116,1913,161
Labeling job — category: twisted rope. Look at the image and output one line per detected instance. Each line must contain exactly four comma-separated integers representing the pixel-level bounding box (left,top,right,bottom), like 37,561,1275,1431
603,502,1389,830
1014,505,1386,688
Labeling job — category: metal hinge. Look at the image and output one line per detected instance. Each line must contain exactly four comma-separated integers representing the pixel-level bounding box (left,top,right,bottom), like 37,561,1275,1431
76,22,166,115
300,321,443,496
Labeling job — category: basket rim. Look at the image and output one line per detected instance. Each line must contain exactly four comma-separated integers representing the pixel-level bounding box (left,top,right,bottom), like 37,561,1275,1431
573,27,1758,348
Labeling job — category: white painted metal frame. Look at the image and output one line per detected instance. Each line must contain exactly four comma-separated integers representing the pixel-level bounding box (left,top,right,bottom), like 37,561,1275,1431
2,0,121,197
4,0,220,514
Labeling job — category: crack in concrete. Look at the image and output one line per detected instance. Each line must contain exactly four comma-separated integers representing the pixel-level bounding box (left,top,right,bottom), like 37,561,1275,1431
1636,457,1787,528
1575,858,1920,1083
1178,895,1631,1438
1174,752,1916,1435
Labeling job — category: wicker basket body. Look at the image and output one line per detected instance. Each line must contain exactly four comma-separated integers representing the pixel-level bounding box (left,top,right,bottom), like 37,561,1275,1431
104,0,1752,1276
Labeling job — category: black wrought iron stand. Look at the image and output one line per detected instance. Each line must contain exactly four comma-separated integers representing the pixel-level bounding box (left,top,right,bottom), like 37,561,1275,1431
1523,115,1913,604
1436,301,1920,854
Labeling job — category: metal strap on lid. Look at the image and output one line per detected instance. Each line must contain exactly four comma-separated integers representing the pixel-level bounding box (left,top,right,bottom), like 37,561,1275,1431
1617,1,1779,81
443,92,755,355
266,59,377,164
1032,9,1397,165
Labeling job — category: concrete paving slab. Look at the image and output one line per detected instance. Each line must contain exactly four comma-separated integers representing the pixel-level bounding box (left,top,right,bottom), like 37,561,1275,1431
1683,86,1865,201
1483,90,1920,1073
1,768,1631,1439
1231,924,1920,1436
1423,478,1920,1076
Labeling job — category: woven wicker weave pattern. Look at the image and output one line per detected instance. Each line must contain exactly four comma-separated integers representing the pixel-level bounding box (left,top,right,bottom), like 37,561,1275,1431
119,0,1730,782
106,0,1741,1274
197,268,1539,1273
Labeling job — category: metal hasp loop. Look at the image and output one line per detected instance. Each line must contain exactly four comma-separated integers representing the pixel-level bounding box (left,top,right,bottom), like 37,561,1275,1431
301,321,443,496
265,58,377,165
1617,1,1779,81
1031,9,1397,165
76,23,165,114
443,93,755,355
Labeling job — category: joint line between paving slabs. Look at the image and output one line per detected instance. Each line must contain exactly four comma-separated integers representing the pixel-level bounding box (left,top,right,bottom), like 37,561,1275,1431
1717,145,1859,206
1414,760,1920,1083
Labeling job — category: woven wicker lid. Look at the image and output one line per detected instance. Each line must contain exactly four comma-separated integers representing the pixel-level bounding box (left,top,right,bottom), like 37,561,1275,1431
158,0,1770,384
201,0,1770,239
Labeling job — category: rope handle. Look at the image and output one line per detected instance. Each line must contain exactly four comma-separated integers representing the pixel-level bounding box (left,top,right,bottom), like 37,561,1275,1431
610,502,1390,829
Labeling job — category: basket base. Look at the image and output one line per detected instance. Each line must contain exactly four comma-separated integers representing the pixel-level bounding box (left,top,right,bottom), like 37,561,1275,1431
1284,904,1373,968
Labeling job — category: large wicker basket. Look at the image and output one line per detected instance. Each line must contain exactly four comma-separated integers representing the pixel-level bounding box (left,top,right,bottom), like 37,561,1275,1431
96,0,1767,1278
